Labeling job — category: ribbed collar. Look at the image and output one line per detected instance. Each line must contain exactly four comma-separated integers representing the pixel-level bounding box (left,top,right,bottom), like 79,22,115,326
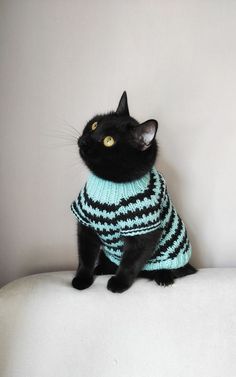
85,166,157,205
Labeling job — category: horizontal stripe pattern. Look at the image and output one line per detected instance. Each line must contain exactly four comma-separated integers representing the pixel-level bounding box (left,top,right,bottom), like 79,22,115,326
71,167,192,270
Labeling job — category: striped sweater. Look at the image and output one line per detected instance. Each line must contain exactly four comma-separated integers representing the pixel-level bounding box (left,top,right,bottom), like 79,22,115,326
71,167,192,270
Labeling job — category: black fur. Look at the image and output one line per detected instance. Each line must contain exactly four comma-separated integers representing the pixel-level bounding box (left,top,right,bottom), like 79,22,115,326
72,92,197,292
77,92,158,182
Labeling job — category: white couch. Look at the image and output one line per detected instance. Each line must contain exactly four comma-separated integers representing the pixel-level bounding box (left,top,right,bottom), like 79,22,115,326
0,268,235,377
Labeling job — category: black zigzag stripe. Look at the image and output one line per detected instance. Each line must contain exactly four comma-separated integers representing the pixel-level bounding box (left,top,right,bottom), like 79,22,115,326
97,229,120,239
119,170,164,207
104,251,120,262
102,243,121,251
118,214,160,231
77,193,96,223
159,214,183,252
119,170,156,206
161,194,170,219
159,206,176,240
154,225,187,262
77,194,160,226
79,172,165,227
150,208,177,258
77,195,114,224
71,202,89,225
94,214,160,236
182,239,190,254
117,206,159,223
163,231,188,261
84,184,118,212
82,170,158,213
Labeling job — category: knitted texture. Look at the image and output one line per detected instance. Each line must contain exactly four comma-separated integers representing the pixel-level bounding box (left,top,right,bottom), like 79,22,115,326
71,167,192,270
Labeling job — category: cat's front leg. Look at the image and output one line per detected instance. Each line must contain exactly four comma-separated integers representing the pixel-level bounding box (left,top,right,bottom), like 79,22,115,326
107,229,162,293
72,223,101,290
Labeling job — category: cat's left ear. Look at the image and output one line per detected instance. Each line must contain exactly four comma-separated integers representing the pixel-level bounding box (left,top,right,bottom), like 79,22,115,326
130,120,158,151
116,91,129,116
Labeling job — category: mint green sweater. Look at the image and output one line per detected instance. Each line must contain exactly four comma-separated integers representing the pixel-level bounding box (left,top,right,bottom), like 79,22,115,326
71,167,192,270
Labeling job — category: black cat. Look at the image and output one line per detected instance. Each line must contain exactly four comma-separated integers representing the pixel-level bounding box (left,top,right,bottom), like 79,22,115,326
71,92,197,293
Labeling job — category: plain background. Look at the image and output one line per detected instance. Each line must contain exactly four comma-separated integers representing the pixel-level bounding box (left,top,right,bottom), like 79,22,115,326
0,0,236,287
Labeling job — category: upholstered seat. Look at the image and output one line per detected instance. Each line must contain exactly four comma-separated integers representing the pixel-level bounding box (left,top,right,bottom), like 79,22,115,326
0,268,235,377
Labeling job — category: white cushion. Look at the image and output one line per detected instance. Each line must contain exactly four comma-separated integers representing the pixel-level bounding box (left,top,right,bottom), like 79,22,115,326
0,269,235,377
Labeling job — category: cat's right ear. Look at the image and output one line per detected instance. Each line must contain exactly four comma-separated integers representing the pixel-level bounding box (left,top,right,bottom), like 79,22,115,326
116,91,129,116
130,120,158,151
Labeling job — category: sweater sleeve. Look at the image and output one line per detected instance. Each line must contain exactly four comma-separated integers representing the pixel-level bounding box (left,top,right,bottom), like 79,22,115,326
71,191,91,227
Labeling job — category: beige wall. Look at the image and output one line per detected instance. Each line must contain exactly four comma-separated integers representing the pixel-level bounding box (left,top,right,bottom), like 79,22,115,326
1,0,236,287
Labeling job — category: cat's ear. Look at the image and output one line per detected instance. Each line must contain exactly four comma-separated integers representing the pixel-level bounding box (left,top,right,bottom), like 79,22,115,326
116,91,129,116
130,120,158,151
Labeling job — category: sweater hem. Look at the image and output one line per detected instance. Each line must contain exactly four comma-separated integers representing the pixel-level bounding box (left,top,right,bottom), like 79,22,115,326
104,250,191,271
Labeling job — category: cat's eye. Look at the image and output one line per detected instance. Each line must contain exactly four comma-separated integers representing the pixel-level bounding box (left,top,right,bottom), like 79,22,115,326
103,136,115,147
91,122,98,131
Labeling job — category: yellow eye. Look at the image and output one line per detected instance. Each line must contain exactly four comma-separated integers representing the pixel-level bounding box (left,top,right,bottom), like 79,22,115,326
103,136,115,147
91,122,98,131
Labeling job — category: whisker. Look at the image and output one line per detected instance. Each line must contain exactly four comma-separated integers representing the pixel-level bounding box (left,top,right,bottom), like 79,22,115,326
62,119,81,137
46,143,78,149
68,161,81,168
42,120,82,153
49,134,77,142
46,132,76,137
43,131,78,145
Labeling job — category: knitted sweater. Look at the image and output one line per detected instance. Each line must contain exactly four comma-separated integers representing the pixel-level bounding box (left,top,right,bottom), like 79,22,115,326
71,167,192,270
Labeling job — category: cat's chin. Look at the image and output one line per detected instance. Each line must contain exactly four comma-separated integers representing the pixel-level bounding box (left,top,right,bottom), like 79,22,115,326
79,150,85,159
85,167,153,183
82,155,157,182
79,149,94,161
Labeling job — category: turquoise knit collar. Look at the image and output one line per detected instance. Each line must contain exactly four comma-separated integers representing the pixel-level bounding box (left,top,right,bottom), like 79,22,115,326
85,167,158,205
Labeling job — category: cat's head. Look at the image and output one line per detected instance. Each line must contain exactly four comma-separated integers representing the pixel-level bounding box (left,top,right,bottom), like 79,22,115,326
78,92,158,182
